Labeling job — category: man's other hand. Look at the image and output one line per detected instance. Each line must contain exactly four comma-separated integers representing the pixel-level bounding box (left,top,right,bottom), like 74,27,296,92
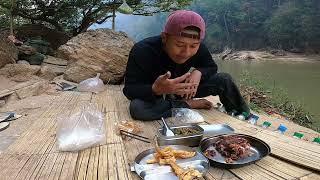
183,69,202,99
152,71,197,96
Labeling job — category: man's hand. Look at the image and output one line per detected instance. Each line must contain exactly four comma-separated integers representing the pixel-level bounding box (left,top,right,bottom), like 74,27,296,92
183,69,202,99
152,71,197,96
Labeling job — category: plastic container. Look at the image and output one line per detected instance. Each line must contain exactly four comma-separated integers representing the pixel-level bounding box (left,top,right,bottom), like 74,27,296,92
262,121,272,128
313,137,320,144
236,114,245,120
248,114,259,125
242,112,249,119
292,132,304,139
276,124,287,134
217,103,226,113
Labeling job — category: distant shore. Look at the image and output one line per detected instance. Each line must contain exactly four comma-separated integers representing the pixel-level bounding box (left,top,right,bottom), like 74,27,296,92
213,50,320,63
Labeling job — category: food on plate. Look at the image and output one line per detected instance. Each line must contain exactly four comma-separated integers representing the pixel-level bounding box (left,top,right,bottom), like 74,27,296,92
173,127,201,136
146,146,196,164
215,135,252,163
147,146,202,180
204,148,216,158
170,161,202,180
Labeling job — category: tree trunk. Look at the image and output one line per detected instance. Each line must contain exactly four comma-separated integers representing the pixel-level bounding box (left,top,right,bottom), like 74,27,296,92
10,0,15,35
223,11,230,44
112,0,115,30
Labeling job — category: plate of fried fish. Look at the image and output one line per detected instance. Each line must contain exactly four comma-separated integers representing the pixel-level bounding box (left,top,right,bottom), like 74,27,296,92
132,145,209,180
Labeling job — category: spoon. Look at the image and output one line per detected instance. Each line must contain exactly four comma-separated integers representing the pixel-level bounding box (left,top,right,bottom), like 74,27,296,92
161,117,175,136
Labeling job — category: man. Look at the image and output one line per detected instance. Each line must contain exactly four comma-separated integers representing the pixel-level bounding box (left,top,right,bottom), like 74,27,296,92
123,10,249,121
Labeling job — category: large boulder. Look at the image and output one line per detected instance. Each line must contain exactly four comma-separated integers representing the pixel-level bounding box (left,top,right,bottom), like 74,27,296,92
57,29,134,84
0,35,18,68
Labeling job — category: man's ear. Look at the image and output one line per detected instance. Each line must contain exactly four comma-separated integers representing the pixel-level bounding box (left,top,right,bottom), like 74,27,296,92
161,32,168,44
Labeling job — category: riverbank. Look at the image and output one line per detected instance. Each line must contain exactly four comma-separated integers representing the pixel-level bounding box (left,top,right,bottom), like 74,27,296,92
206,95,319,142
214,49,320,63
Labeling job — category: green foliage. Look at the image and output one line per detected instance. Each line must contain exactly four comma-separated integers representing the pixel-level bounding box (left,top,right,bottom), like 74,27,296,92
0,0,10,29
266,1,320,50
194,0,320,52
0,0,192,35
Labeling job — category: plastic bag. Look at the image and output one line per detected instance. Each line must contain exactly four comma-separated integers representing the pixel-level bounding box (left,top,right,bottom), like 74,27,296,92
78,73,106,93
172,108,204,124
56,103,106,151
118,0,133,14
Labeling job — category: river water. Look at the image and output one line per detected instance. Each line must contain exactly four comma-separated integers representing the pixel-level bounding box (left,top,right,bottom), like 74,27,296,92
216,60,320,128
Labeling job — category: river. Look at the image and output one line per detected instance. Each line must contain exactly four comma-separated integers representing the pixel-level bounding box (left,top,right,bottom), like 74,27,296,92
217,60,320,128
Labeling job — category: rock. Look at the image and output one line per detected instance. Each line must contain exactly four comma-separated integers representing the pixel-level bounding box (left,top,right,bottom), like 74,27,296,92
38,66,57,80
41,56,67,76
0,100,5,107
10,74,40,82
43,56,68,66
57,29,134,84
221,47,232,60
17,45,37,56
0,36,18,68
17,60,30,65
289,48,303,54
40,63,66,76
0,64,41,77
21,52,46,65
25,37,53,55
4,92,19,105
16,24,70,50
269,49,286,56
15,80,49,99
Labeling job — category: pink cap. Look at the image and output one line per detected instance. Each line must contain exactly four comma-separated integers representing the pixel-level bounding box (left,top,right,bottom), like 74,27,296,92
163,10,206,40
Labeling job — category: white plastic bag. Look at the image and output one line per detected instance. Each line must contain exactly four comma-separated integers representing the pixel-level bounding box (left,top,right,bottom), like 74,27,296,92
118,0,133,14
56,103,106,151
78,73,106,93
172,108,204,124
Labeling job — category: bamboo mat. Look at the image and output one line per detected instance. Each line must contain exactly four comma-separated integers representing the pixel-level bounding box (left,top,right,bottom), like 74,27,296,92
0,85,319,179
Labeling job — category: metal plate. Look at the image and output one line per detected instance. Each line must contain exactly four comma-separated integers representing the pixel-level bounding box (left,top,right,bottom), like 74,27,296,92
199,124,234,136
199,134,271,169
133,145,209,180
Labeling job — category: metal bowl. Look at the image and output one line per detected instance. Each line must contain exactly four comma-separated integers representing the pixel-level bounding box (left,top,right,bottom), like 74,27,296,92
157,124,204,147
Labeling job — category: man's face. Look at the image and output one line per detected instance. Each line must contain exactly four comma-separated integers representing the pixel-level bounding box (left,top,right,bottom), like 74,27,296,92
162,33,201,64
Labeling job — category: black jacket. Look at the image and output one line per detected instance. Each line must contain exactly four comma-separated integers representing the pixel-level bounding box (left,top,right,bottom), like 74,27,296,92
123,35,218,101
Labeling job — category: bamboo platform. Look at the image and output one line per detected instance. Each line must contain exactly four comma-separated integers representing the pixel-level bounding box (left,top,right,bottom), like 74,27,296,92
0,85,319,179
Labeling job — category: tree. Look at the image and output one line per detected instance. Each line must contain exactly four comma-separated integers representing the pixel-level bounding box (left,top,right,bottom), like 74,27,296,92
265,1,320,50
0,0,192,36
